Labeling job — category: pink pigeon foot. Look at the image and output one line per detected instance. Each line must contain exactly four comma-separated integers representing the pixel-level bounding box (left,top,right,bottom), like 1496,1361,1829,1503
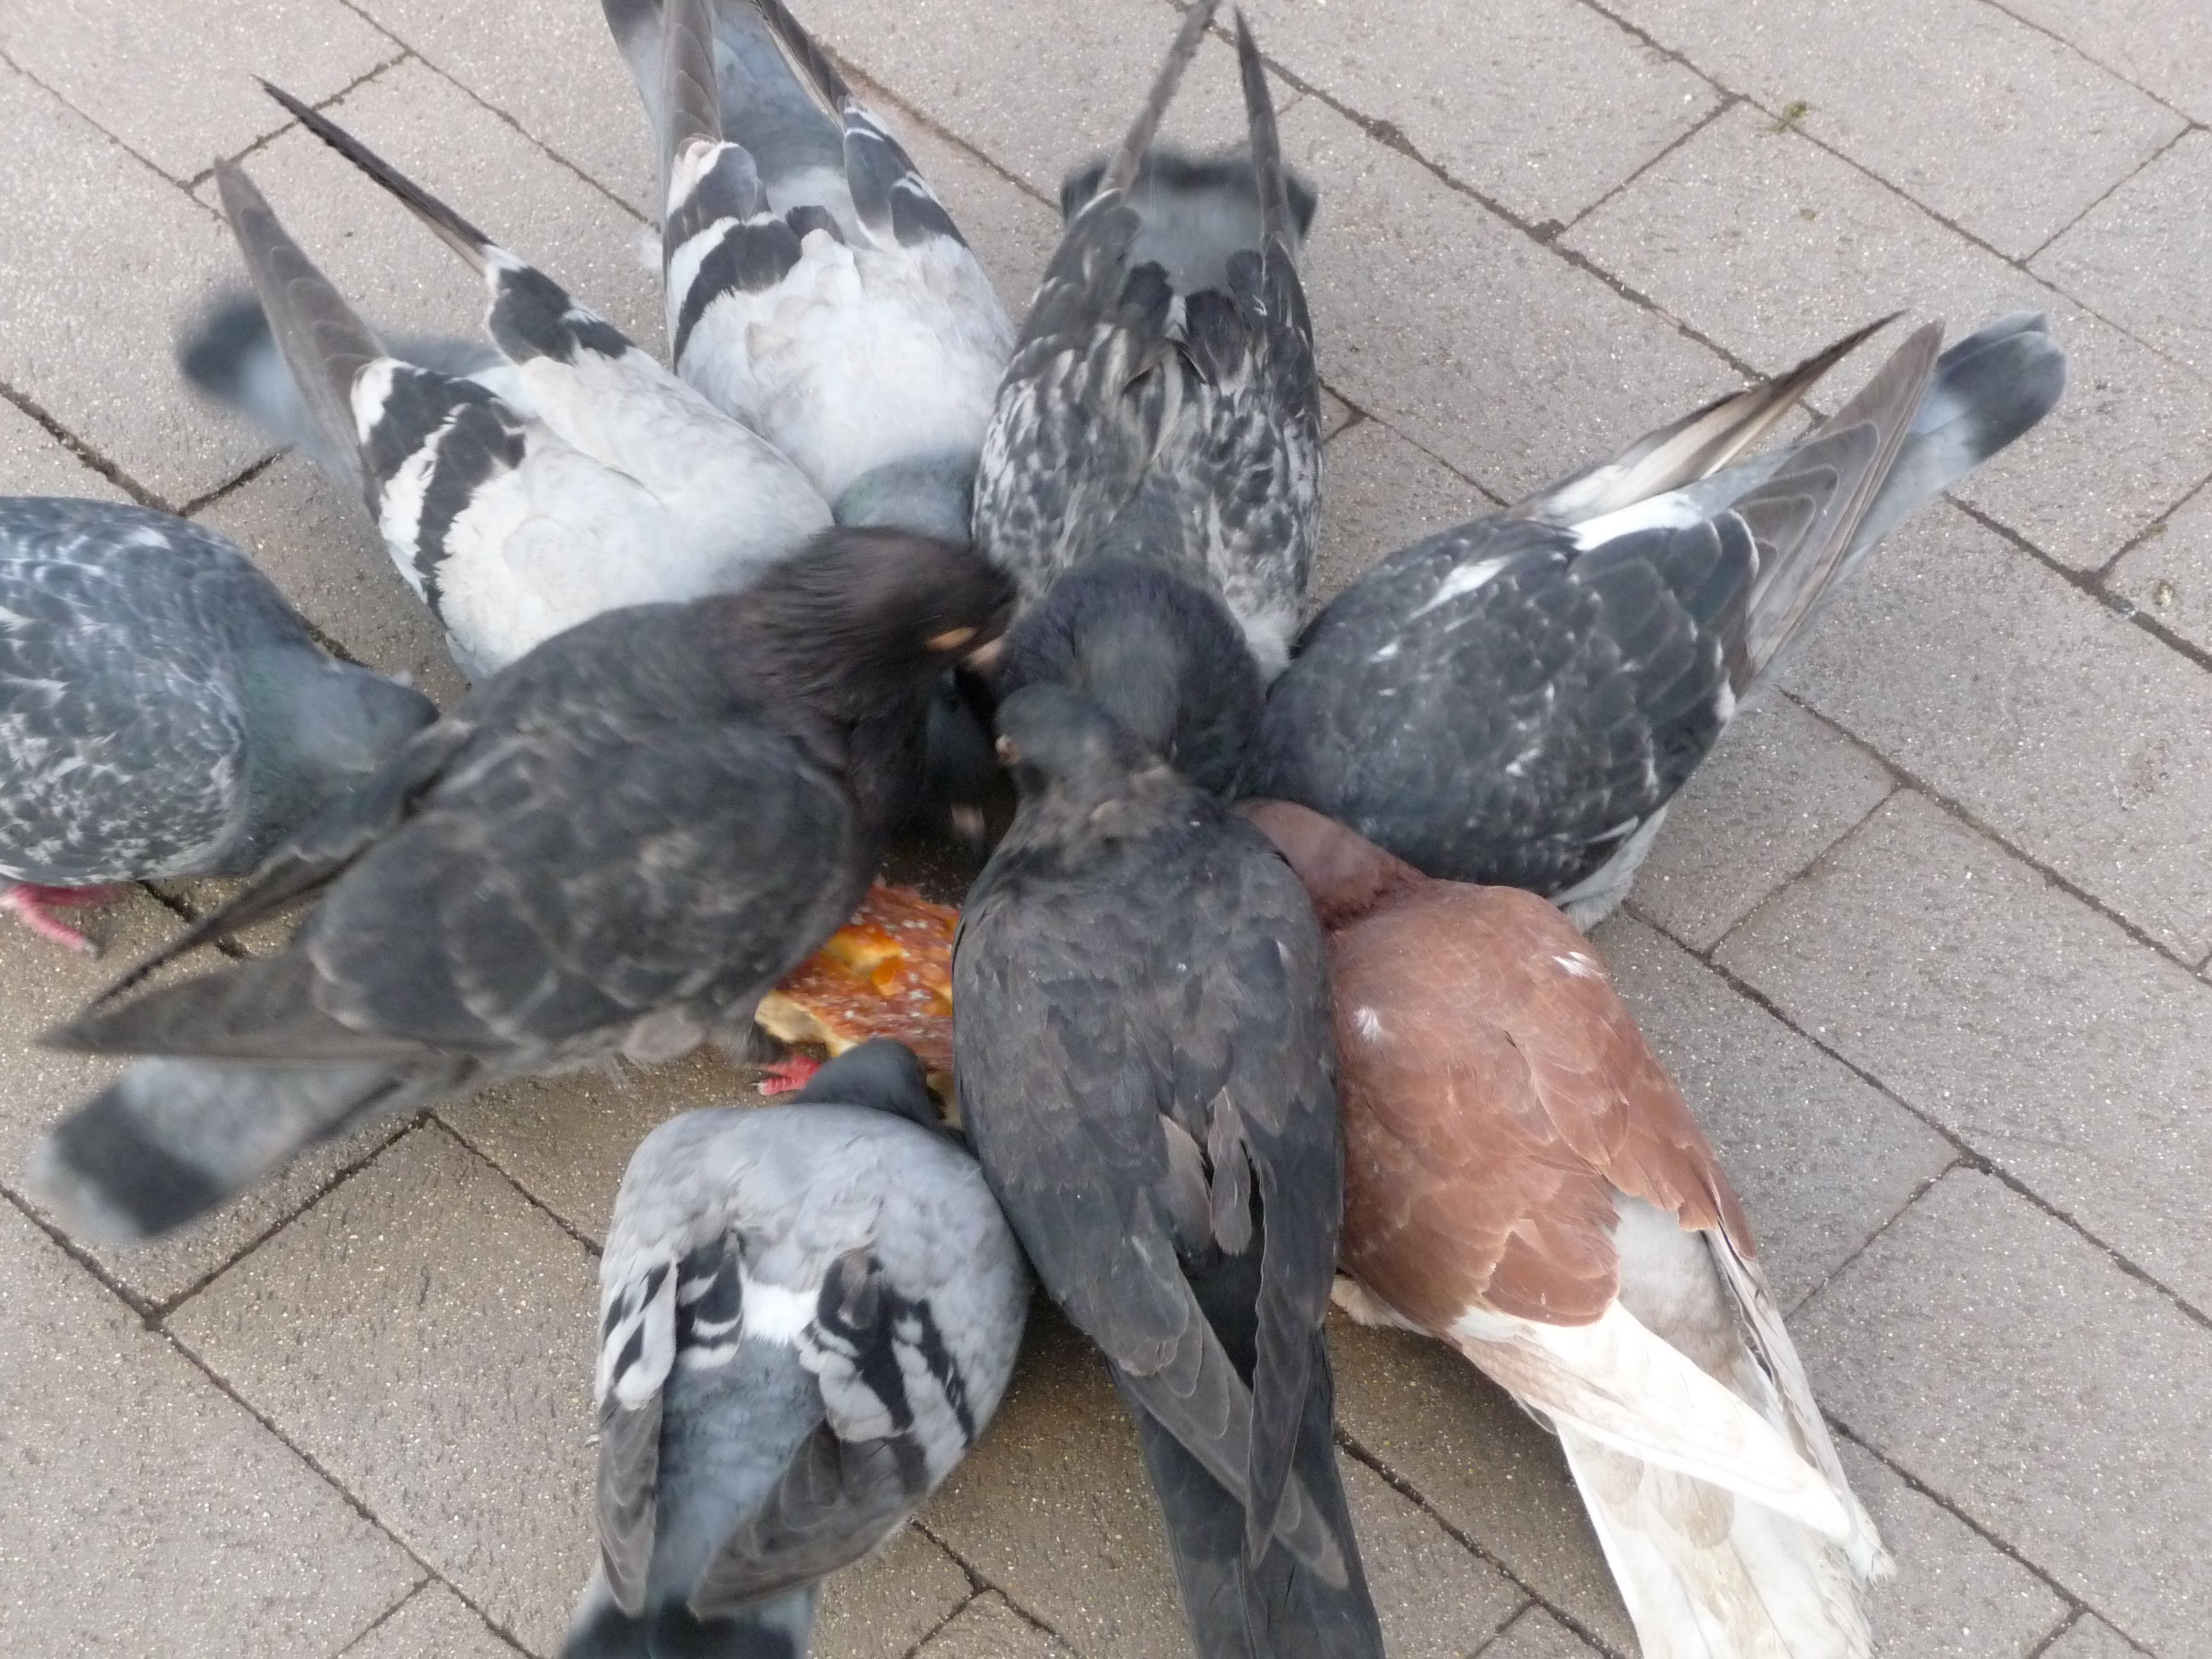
757,1054,825,1096
1,883,130,954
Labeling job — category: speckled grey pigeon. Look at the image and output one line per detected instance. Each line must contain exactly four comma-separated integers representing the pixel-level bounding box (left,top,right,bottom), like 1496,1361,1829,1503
603,0,1014,547
953,685,1382,1659
565,1039,1028,1659
211,85,831,682
974,4,1318,796
1248,311,2068,926
0,497,434,952
28,532,1014,1242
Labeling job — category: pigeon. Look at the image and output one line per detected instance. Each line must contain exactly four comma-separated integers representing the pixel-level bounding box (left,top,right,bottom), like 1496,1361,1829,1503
953,685,1382,1659
602,0,1015,546
211,85,832,682
1247,312,2067,926
28,531,1014,1242
975,3,1318,793
1244,799,1891,1658
564,1039,1029,1659
0,497,435,952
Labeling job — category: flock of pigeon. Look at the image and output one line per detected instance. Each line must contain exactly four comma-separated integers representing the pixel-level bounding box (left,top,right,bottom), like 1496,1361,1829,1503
0,0,2071,1655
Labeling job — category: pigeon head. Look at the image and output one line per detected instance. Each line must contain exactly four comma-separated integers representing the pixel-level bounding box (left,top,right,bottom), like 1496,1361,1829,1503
234,652,439,860
831,451,980,549
1239,799,1425,931
734,528,1016,718
997,560,1261,796
787,1038,940,1130
993,682,1169,817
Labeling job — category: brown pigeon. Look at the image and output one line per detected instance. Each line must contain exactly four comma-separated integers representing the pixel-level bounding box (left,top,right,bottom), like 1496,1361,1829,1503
1244,798,1893,1659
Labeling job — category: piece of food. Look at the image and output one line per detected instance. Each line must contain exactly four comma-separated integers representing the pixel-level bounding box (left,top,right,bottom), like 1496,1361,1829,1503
755,883,958,1084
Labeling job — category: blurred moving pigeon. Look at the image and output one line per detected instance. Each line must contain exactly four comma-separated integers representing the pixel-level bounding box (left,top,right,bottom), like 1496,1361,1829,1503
0,499,435,953
954,686,1382,1659
1246,800,1891,1658
975,3,1318,794
211,86,831,681
603,0,1015,546
565,1039,1028,1659
29,532,1013,1242
1249,313,2067,925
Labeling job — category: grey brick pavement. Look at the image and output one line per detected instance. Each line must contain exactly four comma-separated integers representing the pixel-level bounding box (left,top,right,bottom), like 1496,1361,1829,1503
0,1,2203,1655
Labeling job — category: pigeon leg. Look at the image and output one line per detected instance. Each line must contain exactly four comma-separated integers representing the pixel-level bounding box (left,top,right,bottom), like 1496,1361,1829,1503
758,1054,825,1096
1,883,129,954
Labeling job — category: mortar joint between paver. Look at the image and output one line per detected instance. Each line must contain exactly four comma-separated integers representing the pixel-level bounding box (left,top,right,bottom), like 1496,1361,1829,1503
328,1575,437,1658
2022,1607,2090,1659
0,379,168,511
1973,0,2202,132
2094,465,2212,582
1564,92,1743,237
1468,1598,1547,1657
0,1181,163,1322
1781,1155,1960,1321
1332,1426,1633,1659
910,1517,1084,1650
0,42,202,199
2023,118,2199,266
431,1114,610,1258
182,45,418,195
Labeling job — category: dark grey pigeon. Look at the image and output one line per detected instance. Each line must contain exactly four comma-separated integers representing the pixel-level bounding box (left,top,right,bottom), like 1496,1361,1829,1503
603,0,1014,547
0,498,434,952
974,4,1318,795
28,531,1014,1242
952,685,1382,1659
1248,312,2068,926
565,1039,1028,1659
209,87,830,682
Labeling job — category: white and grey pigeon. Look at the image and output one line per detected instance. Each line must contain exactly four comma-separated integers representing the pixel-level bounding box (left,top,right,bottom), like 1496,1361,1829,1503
603,0,1015,547
211,84,831,682
976,3,1320,796
1247,312,2068,926
0,498,435,952
27,532,1014,1242
566,1039,1029,1659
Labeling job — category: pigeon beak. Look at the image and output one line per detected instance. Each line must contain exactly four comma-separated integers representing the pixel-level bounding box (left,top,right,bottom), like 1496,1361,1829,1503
994,735,1020,764
966,636,1006,675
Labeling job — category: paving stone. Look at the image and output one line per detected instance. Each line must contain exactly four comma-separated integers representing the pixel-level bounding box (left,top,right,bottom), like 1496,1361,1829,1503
1590,915,1955,1313
170,1126,599,1656
1329,1315,1636,1654
786,0,1279,201
192,453,472,706
1601,0,2182,258
1626,696,1898,951
0,398,125,497
190,58,664,360
1795,1170,2208,1655
2033,129,2212,376
1342,1458,1527,1659
816,1527,975,1659
348,0,655,216
1781,502,2212,961
1312,418,1493,605
0,64,266,506
1721,791,2212,1308
1998,0,2212,124
1479,1608,1604,1658
1282,98,1736,504
2107,479,2212,657
1838,1441,2069,1659
917,1594,1069,1659
922,1304,1189,1658
438,1047,754,1247
1562,102,2212,571
2040,1615,2146,1659
0,0,394,184
1237,0,1717,225
0,1202,415,1657
0,888,405,1306
342,1583,511,1659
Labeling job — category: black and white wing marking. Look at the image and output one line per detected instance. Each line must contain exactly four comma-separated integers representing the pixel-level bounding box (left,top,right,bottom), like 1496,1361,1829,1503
646,0,1011,508
952,806,1347,1576
0,502,273,884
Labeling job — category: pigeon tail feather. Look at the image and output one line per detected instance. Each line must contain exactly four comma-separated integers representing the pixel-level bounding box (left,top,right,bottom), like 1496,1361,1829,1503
1105,0,1224,196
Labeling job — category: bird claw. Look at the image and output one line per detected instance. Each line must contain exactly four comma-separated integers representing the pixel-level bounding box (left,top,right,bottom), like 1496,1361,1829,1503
758,1054,825,1096
1,883,127,954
